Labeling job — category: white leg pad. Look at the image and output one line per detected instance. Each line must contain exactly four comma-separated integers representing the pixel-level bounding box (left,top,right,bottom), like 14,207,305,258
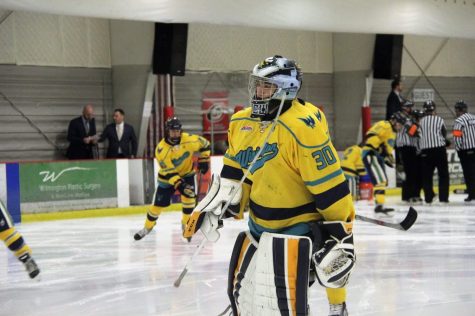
228,231,312,316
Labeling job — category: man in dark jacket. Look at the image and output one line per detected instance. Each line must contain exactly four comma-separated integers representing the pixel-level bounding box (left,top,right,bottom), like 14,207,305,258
386,78,405,120
66,104,97,159
99,108,137,158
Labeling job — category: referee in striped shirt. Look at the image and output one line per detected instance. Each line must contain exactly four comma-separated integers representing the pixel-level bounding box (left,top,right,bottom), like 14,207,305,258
453,100,475,202
396,101,421,203
419,101,449,203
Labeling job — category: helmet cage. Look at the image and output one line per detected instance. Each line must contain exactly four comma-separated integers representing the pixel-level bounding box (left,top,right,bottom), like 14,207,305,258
249,56,301,118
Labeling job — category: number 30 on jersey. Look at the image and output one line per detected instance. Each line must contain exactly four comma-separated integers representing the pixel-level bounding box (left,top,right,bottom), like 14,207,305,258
312,145,337,170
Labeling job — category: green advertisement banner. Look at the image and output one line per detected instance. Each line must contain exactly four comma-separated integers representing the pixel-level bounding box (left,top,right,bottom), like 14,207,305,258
20,160,117,206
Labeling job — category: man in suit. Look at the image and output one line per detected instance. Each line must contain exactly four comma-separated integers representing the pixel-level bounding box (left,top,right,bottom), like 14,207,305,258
66,104,97,159
386,78,405,120
99,108,138,158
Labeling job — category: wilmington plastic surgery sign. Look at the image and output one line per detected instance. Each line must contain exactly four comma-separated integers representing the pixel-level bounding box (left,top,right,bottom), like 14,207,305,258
19,160,118,212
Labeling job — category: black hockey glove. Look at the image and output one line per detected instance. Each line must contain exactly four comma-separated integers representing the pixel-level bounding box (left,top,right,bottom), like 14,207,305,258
445,138,452,148
384,155,395,168
198,161,209,174
174,179,196,198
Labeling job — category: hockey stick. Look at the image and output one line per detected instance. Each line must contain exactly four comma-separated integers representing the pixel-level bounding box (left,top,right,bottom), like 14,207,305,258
173,95,287,288
355,207,418,231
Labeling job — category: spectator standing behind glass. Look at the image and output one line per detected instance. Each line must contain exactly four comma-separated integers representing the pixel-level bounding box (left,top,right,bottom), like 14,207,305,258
66,104,97,160
386,78,405,120
99,108,138,158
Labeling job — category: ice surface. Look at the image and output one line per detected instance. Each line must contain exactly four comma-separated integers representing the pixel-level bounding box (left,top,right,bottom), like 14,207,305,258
1,196,475,315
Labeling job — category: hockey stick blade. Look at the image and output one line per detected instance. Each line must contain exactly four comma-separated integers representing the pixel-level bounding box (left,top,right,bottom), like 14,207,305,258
453,188,467,194
355,207,418,231
173,268,188,288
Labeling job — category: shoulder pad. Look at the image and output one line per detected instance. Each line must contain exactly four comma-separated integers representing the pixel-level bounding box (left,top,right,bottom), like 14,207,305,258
279,105,330,148
230,107,252,121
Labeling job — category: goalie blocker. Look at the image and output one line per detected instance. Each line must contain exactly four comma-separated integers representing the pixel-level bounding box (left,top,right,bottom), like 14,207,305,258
183,174,242,242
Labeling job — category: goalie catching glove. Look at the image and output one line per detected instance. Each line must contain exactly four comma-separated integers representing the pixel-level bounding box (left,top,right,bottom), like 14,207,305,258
183,174,241,242
312,221,355,288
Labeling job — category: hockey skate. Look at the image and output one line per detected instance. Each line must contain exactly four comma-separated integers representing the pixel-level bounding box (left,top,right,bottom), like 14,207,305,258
374,205,395,213
19,254,40,279
134,227,152,241
408,197,423,205
329,302,348,316
464,196,475,203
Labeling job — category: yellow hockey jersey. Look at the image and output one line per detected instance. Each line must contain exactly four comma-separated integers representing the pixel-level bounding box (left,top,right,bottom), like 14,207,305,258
341,145,366,177
363,121,395,157
156,132,210,186
301,100,330,137
223,99,354,236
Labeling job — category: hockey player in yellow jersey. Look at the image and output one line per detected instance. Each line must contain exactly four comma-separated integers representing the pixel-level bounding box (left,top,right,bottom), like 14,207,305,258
185,56,355,316
0,199,40,279
362,112,405,213
134,117,210,242
341,144,366,200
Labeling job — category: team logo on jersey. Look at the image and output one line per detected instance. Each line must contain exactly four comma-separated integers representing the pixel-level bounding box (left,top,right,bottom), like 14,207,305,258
172,151,190,167
240,126,253,131
235,143,278,173
315,111,322,122
299,115,316,128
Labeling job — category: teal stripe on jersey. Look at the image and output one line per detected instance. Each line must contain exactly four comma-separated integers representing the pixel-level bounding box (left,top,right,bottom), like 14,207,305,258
278,121,331,149
304,169,343,186
158,180,172,188
224,153,237,161
248,218,311,239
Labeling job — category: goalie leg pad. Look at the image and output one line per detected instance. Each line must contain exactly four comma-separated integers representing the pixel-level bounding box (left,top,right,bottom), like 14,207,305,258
229,231,312,316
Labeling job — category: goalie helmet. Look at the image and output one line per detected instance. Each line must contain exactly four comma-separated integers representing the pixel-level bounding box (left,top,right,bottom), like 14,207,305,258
165,117,182,145
249,55,302,119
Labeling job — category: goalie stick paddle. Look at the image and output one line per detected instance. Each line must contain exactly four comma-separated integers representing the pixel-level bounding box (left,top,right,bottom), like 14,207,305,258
355,207,418,231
